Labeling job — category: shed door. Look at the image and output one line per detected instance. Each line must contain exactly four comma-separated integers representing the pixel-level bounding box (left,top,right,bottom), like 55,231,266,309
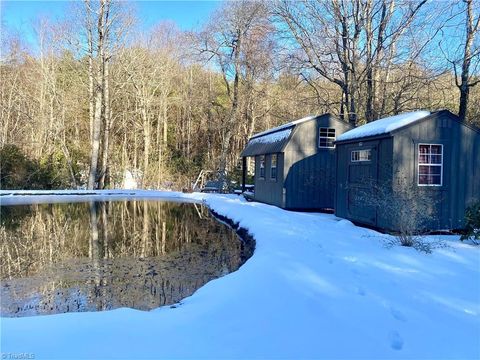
346,146,378,226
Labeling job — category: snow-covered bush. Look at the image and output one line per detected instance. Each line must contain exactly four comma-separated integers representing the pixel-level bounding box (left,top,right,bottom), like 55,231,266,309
461,201,480,245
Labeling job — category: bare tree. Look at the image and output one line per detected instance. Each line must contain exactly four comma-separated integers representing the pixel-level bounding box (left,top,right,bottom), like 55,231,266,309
85,0,109,189
275,0,427,125
456,0,480,121
198,0,271,188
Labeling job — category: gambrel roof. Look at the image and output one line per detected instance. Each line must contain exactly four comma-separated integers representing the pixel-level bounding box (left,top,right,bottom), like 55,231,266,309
240,115,317,157
241,114,352,157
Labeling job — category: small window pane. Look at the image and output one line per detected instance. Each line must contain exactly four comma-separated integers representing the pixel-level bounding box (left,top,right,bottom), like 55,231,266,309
419,145,429,154
430,155,442,164
319,128,336,148
419,165,430,175
430,145,442,154
259,155,265,179
271,154,277,180
351,149,371,162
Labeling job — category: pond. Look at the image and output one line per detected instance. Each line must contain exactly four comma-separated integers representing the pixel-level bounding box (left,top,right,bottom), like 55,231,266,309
0,200,254,317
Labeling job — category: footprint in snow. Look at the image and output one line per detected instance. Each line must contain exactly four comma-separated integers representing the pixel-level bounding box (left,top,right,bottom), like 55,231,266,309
389,331,404,350
390,307,407,322
356,287,366,296
351,268,362,277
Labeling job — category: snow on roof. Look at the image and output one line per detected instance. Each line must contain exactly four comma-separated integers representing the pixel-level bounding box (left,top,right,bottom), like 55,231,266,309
336,111,431,142
248,128,292,145
251,115,317,139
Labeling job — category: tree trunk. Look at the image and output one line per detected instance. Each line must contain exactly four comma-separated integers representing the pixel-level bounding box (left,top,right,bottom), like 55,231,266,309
99,57,111,189
86,0,95,142
87,0,106,190
458,0,477,121
218,31,242,189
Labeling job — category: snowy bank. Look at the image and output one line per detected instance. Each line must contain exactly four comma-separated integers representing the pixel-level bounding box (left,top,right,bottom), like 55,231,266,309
1,190,479,359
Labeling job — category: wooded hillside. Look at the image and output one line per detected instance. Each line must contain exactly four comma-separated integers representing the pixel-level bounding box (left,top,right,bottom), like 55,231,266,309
1,0,478,190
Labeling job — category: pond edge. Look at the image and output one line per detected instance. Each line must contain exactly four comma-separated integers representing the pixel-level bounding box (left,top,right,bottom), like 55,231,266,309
208,207,256,254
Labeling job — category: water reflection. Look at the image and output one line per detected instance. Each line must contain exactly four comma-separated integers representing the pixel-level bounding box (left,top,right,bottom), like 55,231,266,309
0,201,254,317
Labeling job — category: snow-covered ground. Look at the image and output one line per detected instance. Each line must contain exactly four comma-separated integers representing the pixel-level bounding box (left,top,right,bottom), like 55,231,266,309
1,190,479,359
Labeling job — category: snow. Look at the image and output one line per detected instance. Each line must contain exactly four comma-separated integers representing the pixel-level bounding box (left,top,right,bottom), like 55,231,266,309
1,190,479,359
122,170,138,189
337,111,431,141
247,114,320,146
248,127,292,145
251,114,316,139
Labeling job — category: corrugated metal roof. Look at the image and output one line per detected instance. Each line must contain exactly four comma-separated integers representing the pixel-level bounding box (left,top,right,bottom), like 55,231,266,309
250,115,317,139
241,114,335,157
240,126,294,156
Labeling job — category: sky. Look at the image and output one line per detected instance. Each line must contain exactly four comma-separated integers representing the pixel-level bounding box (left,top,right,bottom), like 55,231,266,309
1,0,220,48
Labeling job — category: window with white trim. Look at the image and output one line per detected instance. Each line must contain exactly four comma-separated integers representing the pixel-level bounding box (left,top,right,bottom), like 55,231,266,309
351,149,371,162
318,128,336,148
270,154,277,180
259,155,265,179
418,144,443,186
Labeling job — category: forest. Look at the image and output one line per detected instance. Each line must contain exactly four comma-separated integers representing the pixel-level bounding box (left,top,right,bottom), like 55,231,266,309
1,0,479,190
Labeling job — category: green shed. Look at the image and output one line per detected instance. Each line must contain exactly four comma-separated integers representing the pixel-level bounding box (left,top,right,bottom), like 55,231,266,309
335,110,480,231
241,113,353,210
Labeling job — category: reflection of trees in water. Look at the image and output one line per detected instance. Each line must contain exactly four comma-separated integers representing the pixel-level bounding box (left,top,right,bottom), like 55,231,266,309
0,201,254,317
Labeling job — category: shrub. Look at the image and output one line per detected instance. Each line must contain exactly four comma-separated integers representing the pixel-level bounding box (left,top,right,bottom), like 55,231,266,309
0,144,76,189
354,171,441,252
0,144,32,189
461,201,480,244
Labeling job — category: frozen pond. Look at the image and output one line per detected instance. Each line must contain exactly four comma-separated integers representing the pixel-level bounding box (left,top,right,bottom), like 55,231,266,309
0,200,254,317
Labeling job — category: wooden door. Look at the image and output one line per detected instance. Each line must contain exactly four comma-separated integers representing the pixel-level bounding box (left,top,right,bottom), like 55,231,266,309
346,145,378,226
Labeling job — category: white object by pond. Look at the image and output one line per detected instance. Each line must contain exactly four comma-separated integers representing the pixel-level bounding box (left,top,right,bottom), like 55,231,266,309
122,170,138,189
337,111,431,141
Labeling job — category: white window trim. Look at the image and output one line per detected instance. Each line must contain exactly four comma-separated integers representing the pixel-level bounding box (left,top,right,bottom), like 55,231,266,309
270,154,277,180
318,128,336,149
417,143,443,187
351,149,371,162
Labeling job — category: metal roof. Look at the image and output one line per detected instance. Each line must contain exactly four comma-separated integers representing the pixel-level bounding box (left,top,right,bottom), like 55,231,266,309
250,115,317,139
241,113,350,157
240,126,294,157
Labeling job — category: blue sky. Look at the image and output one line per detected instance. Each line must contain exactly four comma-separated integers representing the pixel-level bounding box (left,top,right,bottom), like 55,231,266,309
2,1,220,45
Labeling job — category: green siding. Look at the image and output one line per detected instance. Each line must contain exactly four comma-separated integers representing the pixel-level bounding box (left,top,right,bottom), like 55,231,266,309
336,111,480,231
253,153,285,208
251,113,353,210
284,114,353,209
392,112,480,229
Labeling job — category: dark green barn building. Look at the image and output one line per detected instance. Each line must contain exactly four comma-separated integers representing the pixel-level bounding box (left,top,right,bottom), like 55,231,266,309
241,113,353,210
335,110,480,231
